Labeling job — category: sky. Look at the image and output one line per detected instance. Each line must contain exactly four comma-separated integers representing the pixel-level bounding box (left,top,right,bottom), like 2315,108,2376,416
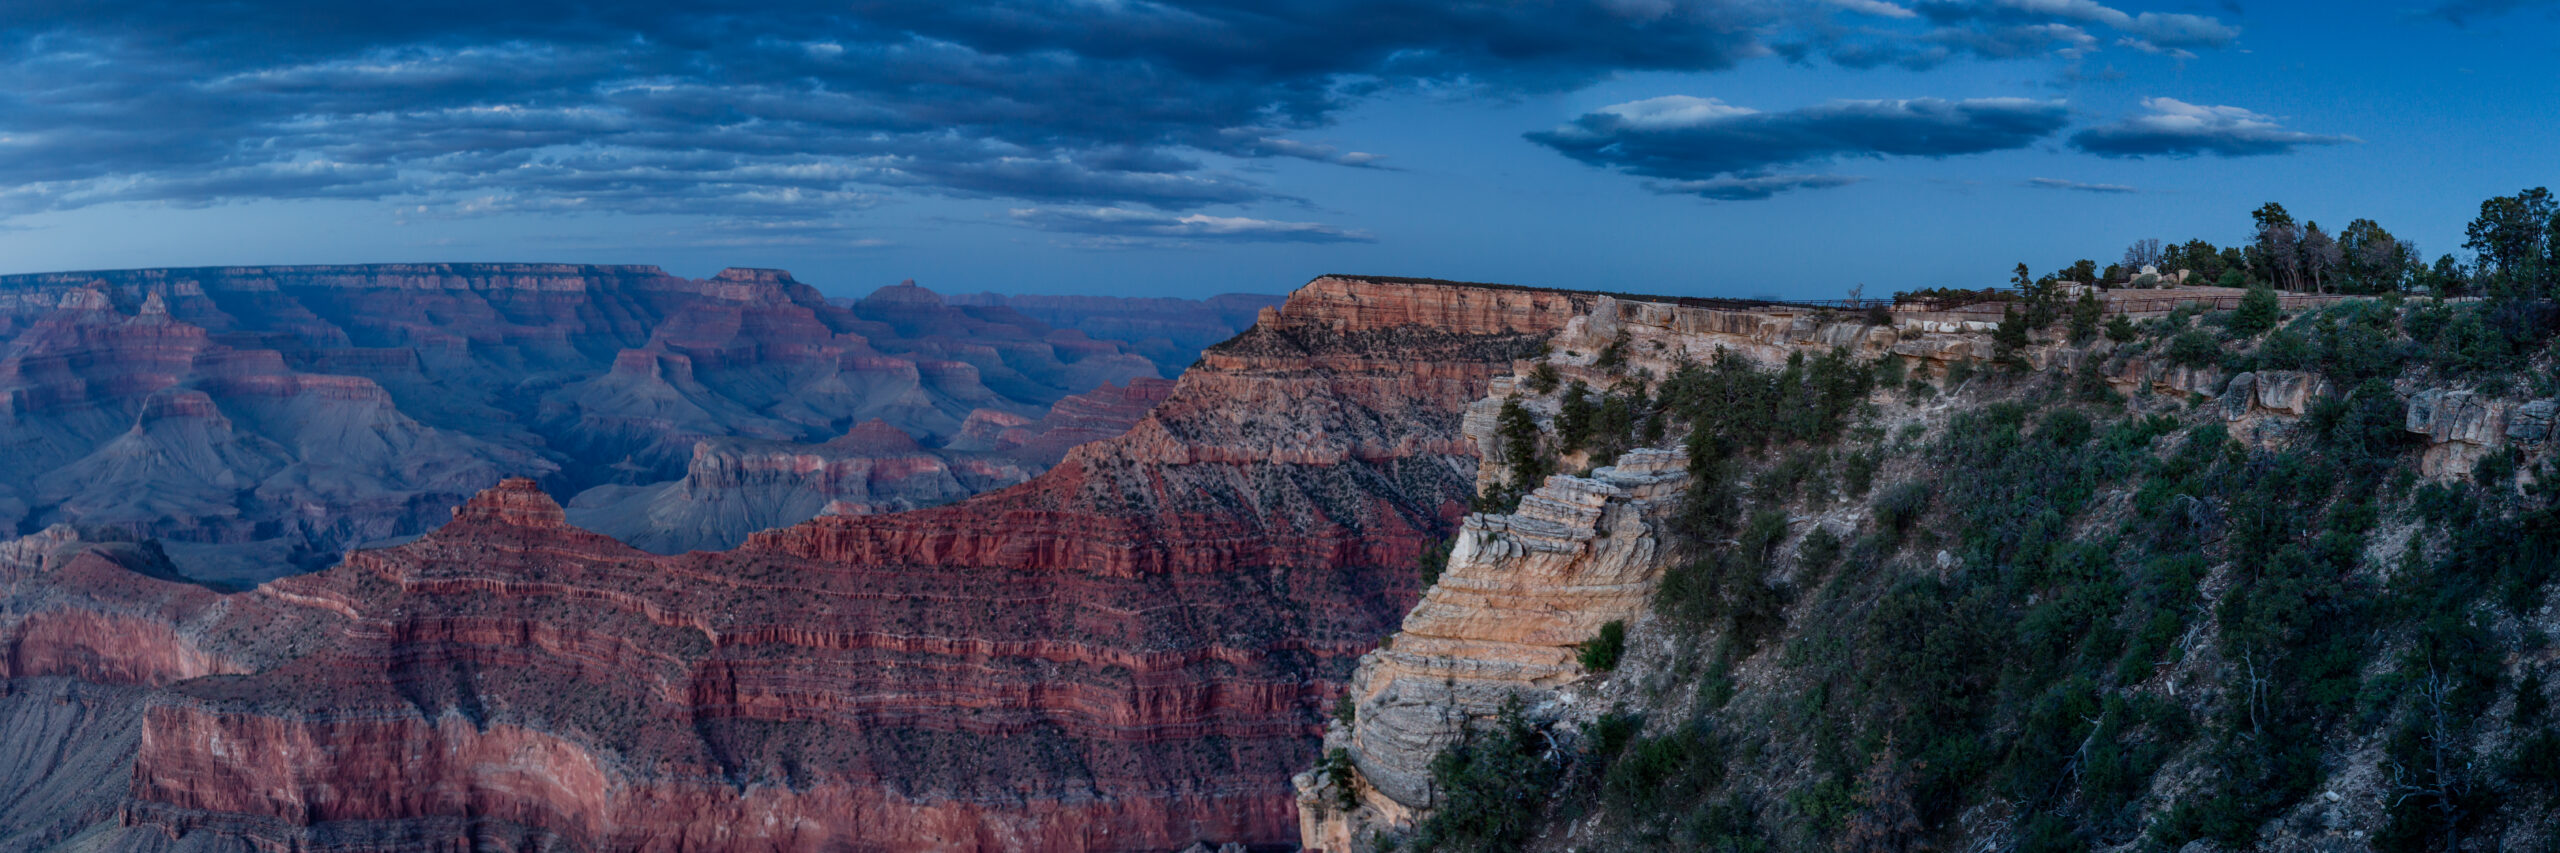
0,0,2554,300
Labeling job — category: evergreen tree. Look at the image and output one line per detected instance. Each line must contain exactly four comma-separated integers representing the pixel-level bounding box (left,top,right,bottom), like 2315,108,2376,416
2069,289,2103,344
2463,187,2556,297
1496,398,1548,496
2230,283,2281,335
1994,305,2032,370
2104,312,2138,343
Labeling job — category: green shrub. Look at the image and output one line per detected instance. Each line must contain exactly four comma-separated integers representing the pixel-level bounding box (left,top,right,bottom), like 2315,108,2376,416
2104,313,2138,343
1324,748,1361,811
1799,525,1843,567
1527,361,1561,394
1412,701,1559,853
2165,329,2222,368
1602,723,1725,818
2229,284,2280,335
1579,620,1627,672
1872,482,1931,536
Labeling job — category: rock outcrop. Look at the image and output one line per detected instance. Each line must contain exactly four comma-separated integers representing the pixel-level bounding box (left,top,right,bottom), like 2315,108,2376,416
2402,388,2546,476
1297,451,1689,851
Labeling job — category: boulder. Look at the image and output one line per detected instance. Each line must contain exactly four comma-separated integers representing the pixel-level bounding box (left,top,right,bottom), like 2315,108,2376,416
2509,400,2556,448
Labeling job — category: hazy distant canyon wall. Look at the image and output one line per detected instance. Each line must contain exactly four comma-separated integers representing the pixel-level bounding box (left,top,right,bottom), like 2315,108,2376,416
0,264,1266,580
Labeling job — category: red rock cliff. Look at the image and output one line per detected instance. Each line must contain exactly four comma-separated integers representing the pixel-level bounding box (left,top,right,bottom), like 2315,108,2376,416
24,275,1585,851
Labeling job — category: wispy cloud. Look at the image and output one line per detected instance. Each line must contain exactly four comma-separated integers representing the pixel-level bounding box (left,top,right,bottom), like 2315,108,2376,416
1654,174,1868,200
1009,207,1374,244
2025,177,2137,193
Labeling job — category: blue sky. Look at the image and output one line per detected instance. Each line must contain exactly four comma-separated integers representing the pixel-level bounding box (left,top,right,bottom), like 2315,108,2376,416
0,0,2553,299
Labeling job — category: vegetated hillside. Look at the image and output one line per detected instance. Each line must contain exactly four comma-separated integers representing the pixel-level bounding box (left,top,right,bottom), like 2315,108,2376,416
1308,191,2560,853
0,264,1170,580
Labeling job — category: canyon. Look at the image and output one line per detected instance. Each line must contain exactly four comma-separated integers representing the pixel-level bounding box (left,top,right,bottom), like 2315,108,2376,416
0,264,1262,579
4,272,2554,852
0,274,1582,851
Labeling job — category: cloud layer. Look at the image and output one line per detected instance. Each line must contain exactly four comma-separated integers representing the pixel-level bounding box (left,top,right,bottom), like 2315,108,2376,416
1009,207,1376,245
0,0,2259,231
0,0,1778,232
2070,98,2358,158
1809,0,2240,68
1527,96,2068,198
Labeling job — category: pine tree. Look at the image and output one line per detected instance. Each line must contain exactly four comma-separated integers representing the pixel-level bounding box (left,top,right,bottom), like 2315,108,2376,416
2068,289,2103,344
1993,305,2032,371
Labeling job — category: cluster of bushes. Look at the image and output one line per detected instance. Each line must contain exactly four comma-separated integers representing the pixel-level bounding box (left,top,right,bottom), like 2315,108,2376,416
1399,209,2560,849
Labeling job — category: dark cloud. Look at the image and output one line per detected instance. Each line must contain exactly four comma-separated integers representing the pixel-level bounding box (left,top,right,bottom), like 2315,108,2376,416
0,0,1777,220
1817,0,2236,68
1654,174,1867,200
2025,177,2137,193
2070,98,2357,158
1914,0,2237,47
0,0,2254,222
1527,96,2068,192
1009,207,1374,244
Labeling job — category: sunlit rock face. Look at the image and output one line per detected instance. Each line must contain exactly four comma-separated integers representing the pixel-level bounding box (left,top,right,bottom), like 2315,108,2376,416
0,274,1576,852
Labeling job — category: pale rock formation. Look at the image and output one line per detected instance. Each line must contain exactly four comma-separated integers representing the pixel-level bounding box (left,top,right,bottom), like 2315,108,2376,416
1296,451,1687,852
2405,389,2519,476
2219,371,2330,423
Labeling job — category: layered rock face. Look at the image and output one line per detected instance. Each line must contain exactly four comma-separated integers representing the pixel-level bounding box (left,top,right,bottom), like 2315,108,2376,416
2403,388,2560,476
0,265,1167,582
566,379,1171,554
1298,452,1688,851
939,291,1283,377
0,274,1572,852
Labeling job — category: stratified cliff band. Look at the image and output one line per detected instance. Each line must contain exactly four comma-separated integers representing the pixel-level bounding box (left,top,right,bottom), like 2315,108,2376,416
0,275,1582,851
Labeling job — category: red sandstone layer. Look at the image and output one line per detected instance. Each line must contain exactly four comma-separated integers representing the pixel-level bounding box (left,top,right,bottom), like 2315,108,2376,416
2,275,1578,851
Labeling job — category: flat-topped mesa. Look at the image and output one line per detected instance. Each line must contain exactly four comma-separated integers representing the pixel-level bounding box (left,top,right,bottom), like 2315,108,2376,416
447,477,569,529
708,267,799,285
1272,275,1593,336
